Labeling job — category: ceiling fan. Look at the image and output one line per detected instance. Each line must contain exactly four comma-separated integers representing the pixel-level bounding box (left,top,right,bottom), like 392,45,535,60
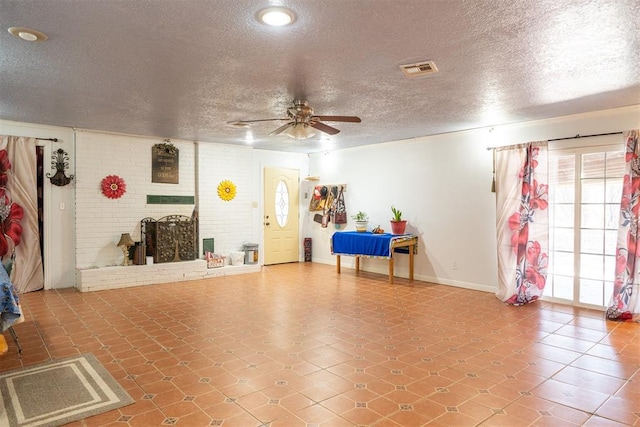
228,100,361,139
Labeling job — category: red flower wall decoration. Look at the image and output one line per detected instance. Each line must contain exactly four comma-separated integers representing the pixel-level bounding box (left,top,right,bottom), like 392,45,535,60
101,175,126,199
0,150,23,258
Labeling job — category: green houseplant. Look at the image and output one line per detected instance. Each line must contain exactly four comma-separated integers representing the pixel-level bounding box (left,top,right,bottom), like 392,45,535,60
352,211,369,232
390,205,407,234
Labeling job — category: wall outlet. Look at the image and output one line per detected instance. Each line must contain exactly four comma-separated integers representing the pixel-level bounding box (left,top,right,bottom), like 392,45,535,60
452,261,457,270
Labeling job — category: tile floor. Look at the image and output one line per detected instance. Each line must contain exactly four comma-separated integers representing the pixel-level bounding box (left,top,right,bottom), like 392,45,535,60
1,263,639,426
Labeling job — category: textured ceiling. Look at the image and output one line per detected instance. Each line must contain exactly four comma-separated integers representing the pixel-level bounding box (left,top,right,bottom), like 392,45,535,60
1,0,639,153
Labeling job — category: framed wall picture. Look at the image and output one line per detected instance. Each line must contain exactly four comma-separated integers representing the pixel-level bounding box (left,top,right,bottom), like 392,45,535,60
152,142,179,184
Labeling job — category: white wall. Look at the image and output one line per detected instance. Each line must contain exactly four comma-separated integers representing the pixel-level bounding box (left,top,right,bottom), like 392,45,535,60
75,131,196,267
305,105,640,293
197,143,255,257
0,120,75,289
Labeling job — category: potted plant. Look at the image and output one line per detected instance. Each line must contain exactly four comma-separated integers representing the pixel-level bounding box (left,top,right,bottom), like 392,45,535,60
352,211,369,232
390,205,407,234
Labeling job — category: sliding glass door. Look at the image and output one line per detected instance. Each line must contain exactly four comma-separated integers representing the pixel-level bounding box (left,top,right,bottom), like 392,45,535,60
546,144,624,308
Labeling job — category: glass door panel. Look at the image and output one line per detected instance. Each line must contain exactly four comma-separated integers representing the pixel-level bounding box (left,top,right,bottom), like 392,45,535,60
548,148,623,308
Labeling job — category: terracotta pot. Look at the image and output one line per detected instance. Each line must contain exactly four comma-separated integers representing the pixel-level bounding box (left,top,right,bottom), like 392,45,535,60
390,220,407,235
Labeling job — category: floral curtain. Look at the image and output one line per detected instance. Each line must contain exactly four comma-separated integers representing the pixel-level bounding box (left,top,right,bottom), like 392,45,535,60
607,130,640,321
495,142,549,305
0,136,44,293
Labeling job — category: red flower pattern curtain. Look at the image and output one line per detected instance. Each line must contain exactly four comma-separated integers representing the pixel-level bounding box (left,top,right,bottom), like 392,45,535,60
0,136,44,293
495,142,549,305
607,130,640,321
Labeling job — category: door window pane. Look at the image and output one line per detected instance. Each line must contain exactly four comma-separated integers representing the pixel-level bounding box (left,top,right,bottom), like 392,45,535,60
604,230,618,256
553,275,574,300
275,180,289,227
604,255,615,282
580,229,603,254
605,204,621,230
580,279,604,305
554,204,574,227
549,155,575,203
582,152,605,178
604,281,614,304
581,205,604,229
580,254,604,280
552,251,574,276
605,151,625,177
581,180,604,203
605,181,622,203
552,228,574,252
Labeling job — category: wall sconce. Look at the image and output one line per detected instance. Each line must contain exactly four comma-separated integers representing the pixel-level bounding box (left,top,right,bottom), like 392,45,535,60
46,148,74,186
117,233,135,266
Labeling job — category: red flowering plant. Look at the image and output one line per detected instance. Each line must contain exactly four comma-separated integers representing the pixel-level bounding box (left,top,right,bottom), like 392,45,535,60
0,150,23,258
101,175,126,199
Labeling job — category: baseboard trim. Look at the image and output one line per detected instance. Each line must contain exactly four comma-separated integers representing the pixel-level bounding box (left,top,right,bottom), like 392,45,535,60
313,258,496,294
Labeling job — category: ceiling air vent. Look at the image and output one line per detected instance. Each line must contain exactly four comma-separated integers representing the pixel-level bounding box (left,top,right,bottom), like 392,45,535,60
399,61,438,78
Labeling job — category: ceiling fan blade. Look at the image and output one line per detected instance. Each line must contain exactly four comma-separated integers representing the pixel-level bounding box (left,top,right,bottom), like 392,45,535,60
269,122,294,136
313,115,361,123
227,118,288,125
310,121,340,135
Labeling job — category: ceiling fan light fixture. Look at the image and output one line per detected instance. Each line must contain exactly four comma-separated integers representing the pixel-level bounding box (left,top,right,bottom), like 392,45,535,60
8,27,48,42
258,7,295,26
284,123,316,140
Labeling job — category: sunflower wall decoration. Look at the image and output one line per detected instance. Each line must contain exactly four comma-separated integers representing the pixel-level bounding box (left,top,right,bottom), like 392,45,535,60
101,175,127,199
217,180,236,202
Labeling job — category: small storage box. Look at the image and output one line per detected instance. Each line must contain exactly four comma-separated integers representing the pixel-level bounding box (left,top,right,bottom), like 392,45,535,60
206,252,225,268
230,251,245,265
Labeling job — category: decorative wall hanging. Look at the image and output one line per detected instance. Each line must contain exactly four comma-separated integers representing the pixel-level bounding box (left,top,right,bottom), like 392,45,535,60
46,148,74,186
309,184,341,212
217,180,237,201
152,138,179,184
101,175,126,199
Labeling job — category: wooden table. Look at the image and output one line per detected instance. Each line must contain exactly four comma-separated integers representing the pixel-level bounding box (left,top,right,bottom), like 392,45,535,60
331,232,417,284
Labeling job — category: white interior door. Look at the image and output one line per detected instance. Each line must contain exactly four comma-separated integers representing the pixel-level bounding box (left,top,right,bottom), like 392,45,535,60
264,167,299,265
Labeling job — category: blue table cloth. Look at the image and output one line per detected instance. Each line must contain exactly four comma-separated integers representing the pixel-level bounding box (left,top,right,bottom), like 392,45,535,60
0,263,20,332
331,231,415,259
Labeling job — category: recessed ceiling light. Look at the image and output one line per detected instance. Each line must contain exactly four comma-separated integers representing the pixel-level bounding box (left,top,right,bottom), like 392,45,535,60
258,7,295,26
8,27,48,42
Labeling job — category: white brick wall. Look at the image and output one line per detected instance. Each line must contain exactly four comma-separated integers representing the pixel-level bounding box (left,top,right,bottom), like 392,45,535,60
197,143,256,257
75,131,196,267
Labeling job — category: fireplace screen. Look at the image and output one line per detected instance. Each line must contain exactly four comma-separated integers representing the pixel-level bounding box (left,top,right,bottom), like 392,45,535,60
141,215,196,263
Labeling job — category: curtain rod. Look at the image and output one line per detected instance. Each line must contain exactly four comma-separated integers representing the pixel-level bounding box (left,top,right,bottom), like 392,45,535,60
486,131,624,150
36,137,59,142
548,131,623,142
